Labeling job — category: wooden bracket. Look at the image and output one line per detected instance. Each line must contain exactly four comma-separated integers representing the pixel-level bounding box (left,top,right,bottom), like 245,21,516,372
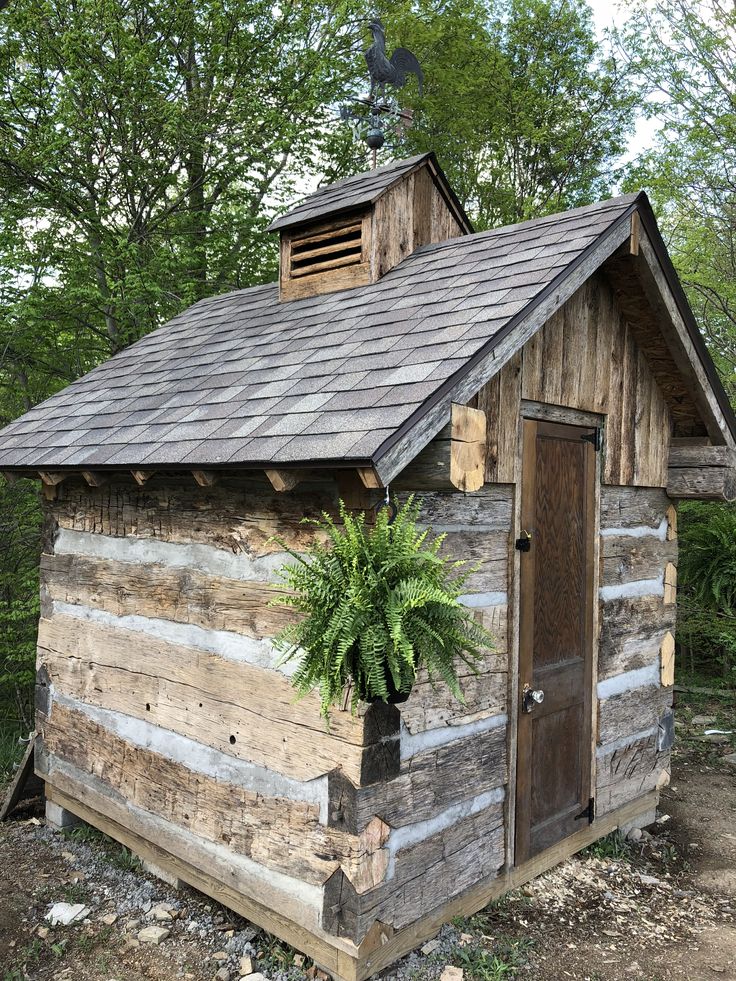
131,470,155,486
265,469,301,493
82,471,106,488
192,470,218,488
357,467,383,490
630,212,640,255
39,471,67,501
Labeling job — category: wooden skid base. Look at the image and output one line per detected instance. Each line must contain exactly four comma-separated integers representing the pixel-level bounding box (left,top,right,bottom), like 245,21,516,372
46,783,657,981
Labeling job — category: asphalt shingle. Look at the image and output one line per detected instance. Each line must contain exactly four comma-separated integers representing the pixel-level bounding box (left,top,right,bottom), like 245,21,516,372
0,186,640,472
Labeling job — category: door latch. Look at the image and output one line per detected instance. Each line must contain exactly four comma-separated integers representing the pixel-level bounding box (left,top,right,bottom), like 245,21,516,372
515,529,533,552
522,684,544,713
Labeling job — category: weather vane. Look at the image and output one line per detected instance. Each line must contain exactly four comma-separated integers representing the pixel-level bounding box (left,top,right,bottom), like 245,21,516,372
340,17,424,169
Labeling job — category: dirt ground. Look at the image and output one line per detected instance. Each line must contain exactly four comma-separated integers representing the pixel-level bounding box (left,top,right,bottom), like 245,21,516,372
1,694,734,981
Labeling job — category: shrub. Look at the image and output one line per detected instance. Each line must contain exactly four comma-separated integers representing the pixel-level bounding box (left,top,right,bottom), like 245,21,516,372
271,496,494,719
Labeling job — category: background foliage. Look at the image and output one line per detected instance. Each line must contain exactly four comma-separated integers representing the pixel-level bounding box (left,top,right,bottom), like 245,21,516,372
0,0,734,772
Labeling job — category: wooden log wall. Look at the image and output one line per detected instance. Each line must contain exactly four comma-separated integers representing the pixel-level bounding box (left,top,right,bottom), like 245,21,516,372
472,271,673,488
595,485,677,815
38,471,512,953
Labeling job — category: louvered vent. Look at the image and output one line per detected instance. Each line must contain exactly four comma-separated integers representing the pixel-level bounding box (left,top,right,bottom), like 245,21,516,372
288,216,364,279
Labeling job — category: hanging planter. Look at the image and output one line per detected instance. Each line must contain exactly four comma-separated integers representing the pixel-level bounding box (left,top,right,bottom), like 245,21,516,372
270,496,494,721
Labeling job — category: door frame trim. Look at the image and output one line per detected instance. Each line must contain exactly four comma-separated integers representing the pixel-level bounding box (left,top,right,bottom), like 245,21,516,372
507,407,602,869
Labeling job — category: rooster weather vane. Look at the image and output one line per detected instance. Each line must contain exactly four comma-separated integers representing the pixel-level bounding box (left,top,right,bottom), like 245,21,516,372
340,17,424,168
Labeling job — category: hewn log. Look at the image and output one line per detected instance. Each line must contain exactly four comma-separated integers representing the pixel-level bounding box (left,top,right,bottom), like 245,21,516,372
597,684,673,747
37,614,397,785
41,701,390,890
41,551,292,640
598,595,676,680
328,723,507,834
600,535,677,587
596,731,666,816
667,465,736,501
51,476,338,558
600,485,670,529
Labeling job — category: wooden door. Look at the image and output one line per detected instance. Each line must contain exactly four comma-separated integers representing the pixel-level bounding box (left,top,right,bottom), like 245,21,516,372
515,418,596,864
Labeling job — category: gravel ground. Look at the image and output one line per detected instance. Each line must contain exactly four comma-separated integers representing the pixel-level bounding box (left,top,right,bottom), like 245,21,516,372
1,694,734,981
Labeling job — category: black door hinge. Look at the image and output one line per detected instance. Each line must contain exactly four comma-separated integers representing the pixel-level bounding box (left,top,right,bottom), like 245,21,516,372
581,429,601,451
575,797,595,825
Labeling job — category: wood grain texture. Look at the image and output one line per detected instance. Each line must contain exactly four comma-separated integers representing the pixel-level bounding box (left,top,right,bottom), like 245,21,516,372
37,614,392,785
600,485,671,530
597,684,673,747
42,551,292,641
596,731,667,816
329,724,507,834
598,595,677,680
40,701,389,891
473,273,673,488
52,475,338,558
600,534,677,587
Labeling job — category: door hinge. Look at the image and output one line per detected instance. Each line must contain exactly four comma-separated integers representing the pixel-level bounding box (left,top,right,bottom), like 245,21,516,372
581,429,601,451
575,797,595,825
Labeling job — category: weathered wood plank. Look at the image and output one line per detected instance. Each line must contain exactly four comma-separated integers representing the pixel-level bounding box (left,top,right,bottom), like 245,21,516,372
37,614,395,785
596,731,667,816
598,595,677,680
52,476,339,557
330,723,507,834
0,734,42,821
667,465,736,501
41,702,393,891
597,684,673,747
600,486,671,530
600,534,677,587
42,551,291,641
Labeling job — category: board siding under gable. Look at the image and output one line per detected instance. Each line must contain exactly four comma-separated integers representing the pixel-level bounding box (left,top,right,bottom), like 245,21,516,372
473,271,672,488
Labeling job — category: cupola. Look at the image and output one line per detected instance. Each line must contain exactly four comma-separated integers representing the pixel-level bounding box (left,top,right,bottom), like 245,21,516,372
268,152,472,301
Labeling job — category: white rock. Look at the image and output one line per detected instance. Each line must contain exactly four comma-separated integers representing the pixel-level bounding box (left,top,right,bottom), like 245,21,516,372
46,903,91,927
691,715,716,726
626,827,643,842
137,925,170,945
440,968,464,981
242,973,268,981
239,956,254,975
100,913,118,926
212,952,228,962
215,970,230,981
421,939,440,956
151,905,174,922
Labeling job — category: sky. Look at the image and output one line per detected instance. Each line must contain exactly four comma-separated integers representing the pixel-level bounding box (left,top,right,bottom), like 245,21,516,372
587,0,662,163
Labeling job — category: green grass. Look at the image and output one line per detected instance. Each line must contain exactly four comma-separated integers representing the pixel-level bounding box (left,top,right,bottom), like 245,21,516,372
0,723,26,782
581,831,634,861
453,938,533,979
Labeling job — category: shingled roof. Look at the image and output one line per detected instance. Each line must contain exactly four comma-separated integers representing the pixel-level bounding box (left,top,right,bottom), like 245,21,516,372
267,151,471,233
0,179,732,483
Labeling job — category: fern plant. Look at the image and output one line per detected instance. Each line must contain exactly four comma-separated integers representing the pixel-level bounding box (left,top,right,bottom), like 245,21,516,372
271,496,494,720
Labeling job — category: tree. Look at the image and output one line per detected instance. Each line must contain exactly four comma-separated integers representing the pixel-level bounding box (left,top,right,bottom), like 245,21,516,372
618,0,736,400
0,0,359,412
360,0,638,228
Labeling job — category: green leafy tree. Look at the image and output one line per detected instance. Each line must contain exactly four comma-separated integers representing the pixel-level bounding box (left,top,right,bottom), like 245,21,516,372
330,0,638,228
618,0,736,400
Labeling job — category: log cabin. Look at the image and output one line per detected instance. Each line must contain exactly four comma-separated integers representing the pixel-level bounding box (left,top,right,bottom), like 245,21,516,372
0,152,734,980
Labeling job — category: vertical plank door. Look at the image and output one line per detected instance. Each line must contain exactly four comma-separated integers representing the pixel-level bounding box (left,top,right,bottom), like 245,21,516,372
515,418,597,863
